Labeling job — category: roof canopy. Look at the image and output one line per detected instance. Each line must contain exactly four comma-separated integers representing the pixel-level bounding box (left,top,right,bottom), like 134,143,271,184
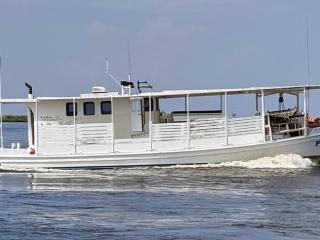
1,85,319,102
137,85,320,98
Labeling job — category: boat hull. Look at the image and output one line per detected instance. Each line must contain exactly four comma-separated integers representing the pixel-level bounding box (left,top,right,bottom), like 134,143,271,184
1,134,320,169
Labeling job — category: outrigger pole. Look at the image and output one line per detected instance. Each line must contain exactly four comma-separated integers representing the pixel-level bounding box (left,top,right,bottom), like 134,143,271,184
105,58,121,86
106,57,134,95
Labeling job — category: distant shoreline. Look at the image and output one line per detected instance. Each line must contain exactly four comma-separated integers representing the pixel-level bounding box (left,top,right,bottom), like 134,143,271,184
1,115,27,122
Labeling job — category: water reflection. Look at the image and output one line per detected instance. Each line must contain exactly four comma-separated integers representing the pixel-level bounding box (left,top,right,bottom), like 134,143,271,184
8,166,318,192
1,166,320,239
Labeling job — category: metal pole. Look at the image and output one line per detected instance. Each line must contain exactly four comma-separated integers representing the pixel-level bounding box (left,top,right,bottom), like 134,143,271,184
35,100,38,155
255,93,259,114
184,97,187,112
261,90,265,142
0,57,3,149
224,92,228,146
149,95,152,151
111,97,115,152
296,93,300,112
186,94,190,148
73,98,76,155
303,88,307,136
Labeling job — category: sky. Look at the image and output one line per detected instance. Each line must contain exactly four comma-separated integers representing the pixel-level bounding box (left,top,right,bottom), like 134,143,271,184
0,0,320,114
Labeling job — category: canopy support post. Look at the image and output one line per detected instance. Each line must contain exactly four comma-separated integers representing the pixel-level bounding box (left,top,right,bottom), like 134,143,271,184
73,98,76,155
187,94,190,149
111,97,115,153
255,93,259,114
149,95,153,151
261,90,265,142
0,57,3,149
35,100,38,155
303,87,308,136
0,102,3,150
224,92,228,146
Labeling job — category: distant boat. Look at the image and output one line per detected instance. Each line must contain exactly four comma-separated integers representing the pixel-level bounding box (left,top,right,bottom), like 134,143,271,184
0,81,320,169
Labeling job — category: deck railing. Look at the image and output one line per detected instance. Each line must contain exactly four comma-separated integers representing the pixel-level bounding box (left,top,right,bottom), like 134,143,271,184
38,122,113,155
151,116,263,150
190,118,226,139
228,116,262,136
37,116,264,155
151,122,188,142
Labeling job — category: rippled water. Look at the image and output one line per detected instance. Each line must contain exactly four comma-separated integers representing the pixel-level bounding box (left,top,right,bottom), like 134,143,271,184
0,123,320,239
0,164,320,240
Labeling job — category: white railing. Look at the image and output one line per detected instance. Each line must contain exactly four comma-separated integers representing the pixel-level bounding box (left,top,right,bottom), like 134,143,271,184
76,123,113,145
151,116,263,150
228,116,262,136
38,123,74,146
38,122,113,155
38,116,263,155
190,118,226,139
38,122,74,155
151,122,188,142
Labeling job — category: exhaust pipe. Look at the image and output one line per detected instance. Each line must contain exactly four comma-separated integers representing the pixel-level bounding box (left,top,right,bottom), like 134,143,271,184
25,82,33,98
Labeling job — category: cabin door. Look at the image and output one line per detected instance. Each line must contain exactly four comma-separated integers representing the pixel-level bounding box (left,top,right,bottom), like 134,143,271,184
131,99,143,132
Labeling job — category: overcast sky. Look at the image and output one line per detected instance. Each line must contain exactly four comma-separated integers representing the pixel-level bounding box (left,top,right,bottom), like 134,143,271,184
0,0,319,113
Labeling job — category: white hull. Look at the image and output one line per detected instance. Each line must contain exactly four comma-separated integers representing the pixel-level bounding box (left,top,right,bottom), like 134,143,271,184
1,134,320,169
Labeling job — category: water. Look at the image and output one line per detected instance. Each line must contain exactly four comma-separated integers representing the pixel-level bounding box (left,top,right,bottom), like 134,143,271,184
2,122,28,148
0,123,320,239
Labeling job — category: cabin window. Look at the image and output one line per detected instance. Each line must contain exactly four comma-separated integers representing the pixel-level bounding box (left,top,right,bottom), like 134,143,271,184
66,102,78,116
144,98,159,112
83,102,95,115
101,101,112,115
144,98,153,112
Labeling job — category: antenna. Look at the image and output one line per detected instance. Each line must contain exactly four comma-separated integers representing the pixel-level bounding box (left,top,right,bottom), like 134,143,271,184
306,15,310,86
105,58,121,86
127,41,132,82
305,14,310,113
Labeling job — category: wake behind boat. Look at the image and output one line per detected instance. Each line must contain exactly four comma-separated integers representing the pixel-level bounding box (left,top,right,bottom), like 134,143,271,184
0,79,320,169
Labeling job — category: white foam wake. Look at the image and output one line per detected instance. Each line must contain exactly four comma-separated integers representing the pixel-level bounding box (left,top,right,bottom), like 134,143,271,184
0,154,313,172
218,153,312,169
0,166,71,173
157,154,313,169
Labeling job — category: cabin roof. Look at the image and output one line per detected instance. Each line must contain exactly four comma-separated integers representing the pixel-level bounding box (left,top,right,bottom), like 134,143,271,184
0,98,37,103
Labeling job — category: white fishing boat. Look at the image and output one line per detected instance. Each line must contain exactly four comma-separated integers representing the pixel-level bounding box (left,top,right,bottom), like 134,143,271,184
0,73,320,169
